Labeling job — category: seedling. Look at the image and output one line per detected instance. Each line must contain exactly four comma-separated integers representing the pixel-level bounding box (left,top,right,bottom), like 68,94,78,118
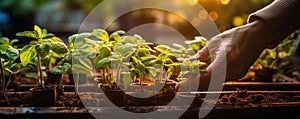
16,25,68,89
0,37,22,94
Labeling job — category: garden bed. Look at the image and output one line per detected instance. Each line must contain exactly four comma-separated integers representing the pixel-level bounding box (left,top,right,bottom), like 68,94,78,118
1,82,300,119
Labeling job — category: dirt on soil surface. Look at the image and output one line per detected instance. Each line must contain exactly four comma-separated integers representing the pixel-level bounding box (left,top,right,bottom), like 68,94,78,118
217,89,298,106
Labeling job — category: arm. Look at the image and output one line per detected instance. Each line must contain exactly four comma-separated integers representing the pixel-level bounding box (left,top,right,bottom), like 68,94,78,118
248,0,300,48
177,0,300,91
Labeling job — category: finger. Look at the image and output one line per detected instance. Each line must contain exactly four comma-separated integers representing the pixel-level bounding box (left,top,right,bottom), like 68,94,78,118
205,49,227,87
190,45,210,61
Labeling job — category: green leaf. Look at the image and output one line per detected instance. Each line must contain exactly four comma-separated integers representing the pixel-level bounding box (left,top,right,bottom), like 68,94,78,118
154,45,171,53
36,43,51,58
72,64,94,75
0,37,9,44
147,67,157,77
20,45,36,66
42,33,55,39
157,54,165,61
48,37,63,42
121,72,131,88
51,66,63,74
99,46,111,59
266,49,277,59
34,25,43,38
79,58,92,70
137,62,146,72
110,30,125,42
0,44,9,51
9,63,20,69
51,42,68,55
63,63,72,73
137,48,150,57
26,72,38,80
121,36,137,44
4,47,19,60
16,31,37,39
42,29,48,36
172,43,185,50
10,39,19,45
92,29,109,42
96,57,111,69
68,33,91,44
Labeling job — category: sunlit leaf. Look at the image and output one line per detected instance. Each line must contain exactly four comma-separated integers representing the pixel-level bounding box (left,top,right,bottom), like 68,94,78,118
16,31,37,39
79,58,92,70
92,29,109,42
72,64,94,75
20,45,36,66
36,43,51,58
110,30,125,42
34,25,43,38
51,42,68,55
95,57,111,69
147,67,157,77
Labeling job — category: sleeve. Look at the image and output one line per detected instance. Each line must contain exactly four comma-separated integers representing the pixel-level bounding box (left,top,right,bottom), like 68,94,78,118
248,0,300,48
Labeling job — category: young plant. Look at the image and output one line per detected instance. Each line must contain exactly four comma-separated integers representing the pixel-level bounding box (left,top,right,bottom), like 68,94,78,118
51,59,72,87
185,36,208,51
0,37,20,94
153,45,175,82
108,36,138,89
16,25,68,89
169,37,208,83
128,35,157,86
170,43,207,82
68,33,95,96
92,29,125,89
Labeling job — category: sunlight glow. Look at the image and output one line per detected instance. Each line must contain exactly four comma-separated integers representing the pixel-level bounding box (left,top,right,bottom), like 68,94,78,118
187,0,199,6
209,11,219,21
233,16,245,26
198,10,208,20
220,0,231,5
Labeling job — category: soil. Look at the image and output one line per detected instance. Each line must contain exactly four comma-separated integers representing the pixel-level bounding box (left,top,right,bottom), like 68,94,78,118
0,88,299,110
0,92,84,107
216,89,297,106
0,85,177,107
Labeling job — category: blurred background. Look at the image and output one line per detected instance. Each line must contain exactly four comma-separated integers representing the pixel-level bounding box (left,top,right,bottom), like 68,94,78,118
0,0,273,46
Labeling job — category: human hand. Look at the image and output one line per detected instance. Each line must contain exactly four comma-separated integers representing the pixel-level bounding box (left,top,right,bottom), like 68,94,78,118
176,20,274,91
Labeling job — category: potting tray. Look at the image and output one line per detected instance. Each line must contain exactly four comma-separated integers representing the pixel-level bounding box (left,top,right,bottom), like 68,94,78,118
2,82,300,119
222,82,300,91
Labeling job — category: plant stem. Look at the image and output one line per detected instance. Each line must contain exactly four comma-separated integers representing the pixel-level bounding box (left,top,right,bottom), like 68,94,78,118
0,56,5,94
115,63,121,91
37,55,44,88
139,73,143,86
74,58,79,96
59,66,64,87
75,73,79,96
159,64,164,82
103,68,106,83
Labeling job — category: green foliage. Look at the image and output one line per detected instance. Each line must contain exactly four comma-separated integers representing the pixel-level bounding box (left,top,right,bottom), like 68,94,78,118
169,37,208,81
254,32,297,70
185,36,208,51
17,25,68,66
0,37,25,93
16,25,68,88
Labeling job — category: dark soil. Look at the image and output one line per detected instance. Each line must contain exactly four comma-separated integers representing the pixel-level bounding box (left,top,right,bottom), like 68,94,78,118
217,89,297,106
0,92,84,107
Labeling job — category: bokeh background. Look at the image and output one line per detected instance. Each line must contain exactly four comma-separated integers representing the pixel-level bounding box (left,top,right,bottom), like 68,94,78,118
0,0,273,46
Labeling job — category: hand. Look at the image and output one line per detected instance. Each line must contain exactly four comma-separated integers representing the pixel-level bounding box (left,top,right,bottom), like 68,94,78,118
176,20,274,91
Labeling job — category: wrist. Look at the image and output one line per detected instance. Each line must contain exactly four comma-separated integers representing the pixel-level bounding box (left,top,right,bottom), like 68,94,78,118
250,20,275,49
